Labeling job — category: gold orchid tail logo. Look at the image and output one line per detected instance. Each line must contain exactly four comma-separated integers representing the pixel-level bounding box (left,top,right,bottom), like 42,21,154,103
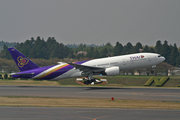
17,56,29,67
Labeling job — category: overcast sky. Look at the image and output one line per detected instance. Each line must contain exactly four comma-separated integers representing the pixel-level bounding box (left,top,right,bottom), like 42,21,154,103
0,0,180,47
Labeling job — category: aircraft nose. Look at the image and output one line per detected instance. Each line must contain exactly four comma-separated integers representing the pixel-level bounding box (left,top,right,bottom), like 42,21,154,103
161,56,165,62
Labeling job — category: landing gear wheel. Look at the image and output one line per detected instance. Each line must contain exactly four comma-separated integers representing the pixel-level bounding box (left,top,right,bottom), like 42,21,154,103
84,80,91,85
91,79,96,82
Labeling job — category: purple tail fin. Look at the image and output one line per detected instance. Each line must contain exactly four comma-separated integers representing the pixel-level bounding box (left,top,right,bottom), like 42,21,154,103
8,47,39,72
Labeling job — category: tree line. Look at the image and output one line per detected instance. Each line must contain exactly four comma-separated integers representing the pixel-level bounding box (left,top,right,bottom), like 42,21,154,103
0,41,17,50
0,36,180,67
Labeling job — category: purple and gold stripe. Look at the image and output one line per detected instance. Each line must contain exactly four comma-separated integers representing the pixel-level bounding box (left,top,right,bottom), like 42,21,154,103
36,60,89,79
36,63,69,79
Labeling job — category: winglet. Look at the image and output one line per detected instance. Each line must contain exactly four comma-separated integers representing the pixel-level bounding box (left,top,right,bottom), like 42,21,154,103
8,47,39,72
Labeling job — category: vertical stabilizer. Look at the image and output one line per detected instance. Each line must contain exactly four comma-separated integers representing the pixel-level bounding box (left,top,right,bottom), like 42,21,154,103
8,47,39,71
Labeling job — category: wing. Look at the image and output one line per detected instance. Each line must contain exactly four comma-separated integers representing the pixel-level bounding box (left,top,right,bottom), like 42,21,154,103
68,62,105,74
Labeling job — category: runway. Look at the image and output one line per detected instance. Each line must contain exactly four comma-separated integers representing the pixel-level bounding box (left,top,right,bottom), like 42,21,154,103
0,107,180,120
0,86,180,101
0,86,180,119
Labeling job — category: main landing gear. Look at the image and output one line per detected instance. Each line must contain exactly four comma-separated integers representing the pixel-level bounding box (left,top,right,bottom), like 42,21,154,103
84,79,96,85
76,73,108,85
84,73,95,85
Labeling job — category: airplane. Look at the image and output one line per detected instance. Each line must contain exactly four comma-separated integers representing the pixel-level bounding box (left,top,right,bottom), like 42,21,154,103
8,47,165,85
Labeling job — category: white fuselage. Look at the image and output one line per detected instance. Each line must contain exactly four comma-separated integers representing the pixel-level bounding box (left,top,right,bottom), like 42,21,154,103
43,53,165,80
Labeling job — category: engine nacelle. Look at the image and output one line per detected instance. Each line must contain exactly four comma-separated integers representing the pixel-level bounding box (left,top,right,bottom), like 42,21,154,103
104,66,120,76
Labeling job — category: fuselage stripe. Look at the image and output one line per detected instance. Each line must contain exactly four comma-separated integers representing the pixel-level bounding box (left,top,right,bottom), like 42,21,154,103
36,64,69,79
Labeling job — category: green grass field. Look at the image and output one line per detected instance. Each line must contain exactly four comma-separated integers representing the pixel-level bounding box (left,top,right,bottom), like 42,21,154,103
0,79,60,86
0,75,180,87
58,75,180,87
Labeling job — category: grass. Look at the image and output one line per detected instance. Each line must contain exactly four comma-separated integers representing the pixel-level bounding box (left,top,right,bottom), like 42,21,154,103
0,96,180,109
0,75,180,87
0,79,60,86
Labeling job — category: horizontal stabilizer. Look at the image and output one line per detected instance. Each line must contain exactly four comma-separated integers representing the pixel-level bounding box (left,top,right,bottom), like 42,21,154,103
10,73,35,76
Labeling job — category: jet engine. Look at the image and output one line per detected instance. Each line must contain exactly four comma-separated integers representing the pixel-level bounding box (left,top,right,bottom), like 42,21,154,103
104,66,120,76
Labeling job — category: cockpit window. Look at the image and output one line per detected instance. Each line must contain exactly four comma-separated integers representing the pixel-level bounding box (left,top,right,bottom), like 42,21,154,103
158,55,161,57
